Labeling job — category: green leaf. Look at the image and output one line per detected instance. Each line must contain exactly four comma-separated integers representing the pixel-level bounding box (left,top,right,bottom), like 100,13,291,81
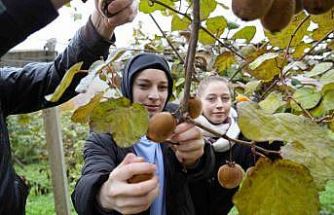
265,12,310,49
310,10,334,41
320,69,334,85
171,15,191,31
206,16,227,38
214,52,235,74
232,26,256,43
259,91,286,114
139,0,174,14
105,48,128,65
198,29,215,45
227,21,239,30
247,53,282,82
233,159,319,215
237,102,334,189
71,92,104,123
305,62,333,77
291,87,322,111
46,62,83,102
90,98,149,147
200,0,217,20
244,80,261,97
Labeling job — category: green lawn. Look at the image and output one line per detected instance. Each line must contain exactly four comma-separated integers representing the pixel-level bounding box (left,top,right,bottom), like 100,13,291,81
17,163,334,214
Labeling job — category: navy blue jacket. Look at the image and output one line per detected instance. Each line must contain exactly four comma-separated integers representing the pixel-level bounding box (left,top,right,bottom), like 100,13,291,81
0,0,59,56
0,18,114,215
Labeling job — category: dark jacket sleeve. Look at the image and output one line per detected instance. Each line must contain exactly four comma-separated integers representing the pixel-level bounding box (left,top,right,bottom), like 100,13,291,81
185,142,215,182
0,0,59,56
71,132,122,215
0,18,115,116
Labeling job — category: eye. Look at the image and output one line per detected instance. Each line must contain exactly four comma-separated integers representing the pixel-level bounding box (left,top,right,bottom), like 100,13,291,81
222,96,231,102
206,97,216,102
158,85,168,91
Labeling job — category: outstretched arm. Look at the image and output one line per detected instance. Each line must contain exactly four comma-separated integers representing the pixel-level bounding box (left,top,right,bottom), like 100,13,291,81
0,0,137,115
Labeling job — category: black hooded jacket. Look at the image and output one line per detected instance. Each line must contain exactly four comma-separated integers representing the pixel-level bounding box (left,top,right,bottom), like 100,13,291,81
0,18,114,215
71,53,215,215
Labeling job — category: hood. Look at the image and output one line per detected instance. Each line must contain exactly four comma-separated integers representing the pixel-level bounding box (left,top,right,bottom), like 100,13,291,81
121,53,173,102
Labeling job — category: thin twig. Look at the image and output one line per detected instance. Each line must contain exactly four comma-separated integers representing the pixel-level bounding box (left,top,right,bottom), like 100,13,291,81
298,30,334,61
181,0,200,114
187,117,281,156
259,78,280,101
288,96,314,120
150,0,245,60
149,14,184,64
229,62,249,81
280,15,310,79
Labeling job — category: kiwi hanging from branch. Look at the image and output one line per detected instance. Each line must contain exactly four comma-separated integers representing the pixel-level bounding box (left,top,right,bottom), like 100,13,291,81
303,0,334,14
232,0,275,21
261,0,296,33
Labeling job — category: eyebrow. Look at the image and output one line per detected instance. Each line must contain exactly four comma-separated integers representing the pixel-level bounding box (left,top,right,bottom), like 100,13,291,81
135,79,168,84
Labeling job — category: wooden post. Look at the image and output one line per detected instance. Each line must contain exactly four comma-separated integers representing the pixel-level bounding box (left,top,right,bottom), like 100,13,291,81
43,107,71,215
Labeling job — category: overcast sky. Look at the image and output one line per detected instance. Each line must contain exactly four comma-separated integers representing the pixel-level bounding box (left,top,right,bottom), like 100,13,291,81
13,0,264,52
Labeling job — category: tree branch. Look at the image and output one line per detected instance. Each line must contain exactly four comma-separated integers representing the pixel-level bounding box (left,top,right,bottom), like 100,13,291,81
149,0,245,60
180,0,200,114
149,14,185,64
186,117,281,156
298,30,334,61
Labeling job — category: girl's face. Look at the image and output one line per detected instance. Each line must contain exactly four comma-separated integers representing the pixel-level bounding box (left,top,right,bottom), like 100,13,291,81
200,81,232,124
132,69,169,117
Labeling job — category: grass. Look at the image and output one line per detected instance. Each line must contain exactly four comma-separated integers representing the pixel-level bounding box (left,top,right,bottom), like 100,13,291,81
16,163,334,214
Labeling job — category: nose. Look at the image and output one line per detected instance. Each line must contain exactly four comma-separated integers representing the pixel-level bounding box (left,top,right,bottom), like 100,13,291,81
148,86,159,101
216,98,223,109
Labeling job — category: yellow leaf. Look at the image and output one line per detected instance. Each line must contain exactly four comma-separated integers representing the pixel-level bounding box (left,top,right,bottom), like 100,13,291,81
292,42,312,59
234,159,319,215
90,98,149,147
214,52,235,74
71,92,104,123
238,102,334,190
247,53,283,82
265,12,311,49
310,10,334,41
46,62,83,102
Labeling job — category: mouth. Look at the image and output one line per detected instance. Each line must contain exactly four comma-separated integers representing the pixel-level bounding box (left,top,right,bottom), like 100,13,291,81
213,112,225,115
144,105,161,112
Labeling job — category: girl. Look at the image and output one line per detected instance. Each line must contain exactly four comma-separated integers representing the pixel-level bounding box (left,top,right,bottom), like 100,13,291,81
72,53,214,215
190,76,253,215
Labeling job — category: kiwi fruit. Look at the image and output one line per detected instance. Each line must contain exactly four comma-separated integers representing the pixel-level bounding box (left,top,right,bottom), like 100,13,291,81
217,163,245,189
303,0,334,14
188,97,202,119
147,112,177,143
127,173,154,184
294,0,304,14
261,0,296,32
232,0,275,21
